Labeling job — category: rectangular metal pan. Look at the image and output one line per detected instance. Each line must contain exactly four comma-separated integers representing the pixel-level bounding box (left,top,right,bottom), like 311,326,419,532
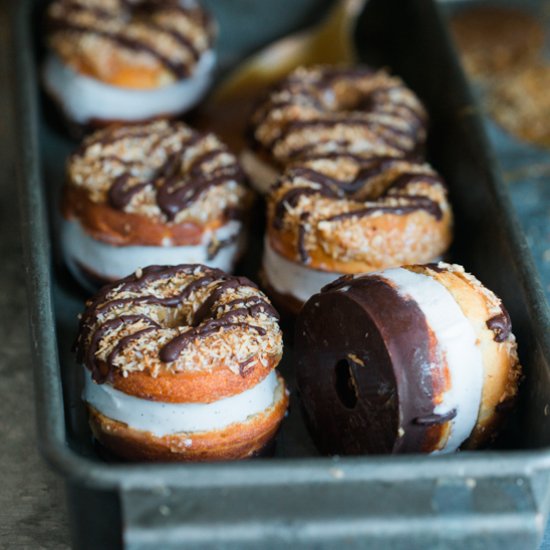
12,0,550,547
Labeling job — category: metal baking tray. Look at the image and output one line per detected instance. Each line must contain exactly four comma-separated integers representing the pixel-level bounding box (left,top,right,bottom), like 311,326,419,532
13,0,550,547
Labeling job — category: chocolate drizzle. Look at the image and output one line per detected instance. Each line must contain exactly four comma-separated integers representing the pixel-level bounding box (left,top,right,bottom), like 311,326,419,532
248,65,427,163
157,159,244,221
486,308,512,342
325,196,443,223
75,265,279,382
108,173,150,209
413,409,457,426
47,0,214,79
73,122,246,220
270,156,447,261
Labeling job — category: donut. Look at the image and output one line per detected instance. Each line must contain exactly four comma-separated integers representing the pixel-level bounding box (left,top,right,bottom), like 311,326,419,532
43,0,216,128
61,120,252,292
75,264,288,461
262,155,452,315
450,6,544,80
242,65,428,193
295,263,521,455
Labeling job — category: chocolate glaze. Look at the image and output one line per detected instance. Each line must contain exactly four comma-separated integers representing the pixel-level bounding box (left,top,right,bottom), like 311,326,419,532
486,308,512,342
295,275,446,455
75,265,278,381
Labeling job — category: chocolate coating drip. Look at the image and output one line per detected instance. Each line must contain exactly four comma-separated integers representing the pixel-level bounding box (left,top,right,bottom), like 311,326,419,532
76,265,279,381
413,409,457,426
486,308,512,342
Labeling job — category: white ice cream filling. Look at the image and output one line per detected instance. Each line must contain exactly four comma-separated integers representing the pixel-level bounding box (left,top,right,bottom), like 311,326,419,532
377,268,484,454
262,237,344,304
43,50,216,123
83,368,281,436
240,149,280,194
62,218,242,288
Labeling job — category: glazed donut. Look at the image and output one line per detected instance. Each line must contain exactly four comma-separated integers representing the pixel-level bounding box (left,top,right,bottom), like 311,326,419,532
295,263,521,455
44,0,216,127
263,155,452,314
62,120,252,292
75,264,288,461
242,65,428,193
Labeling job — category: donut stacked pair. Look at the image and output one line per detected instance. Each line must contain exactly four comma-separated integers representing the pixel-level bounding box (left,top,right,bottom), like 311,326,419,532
75,265,288,461
62,120,252,291
244,65,428,193
295,263,522,455
244,65,453,312
263,155,452,314
43,0,216,129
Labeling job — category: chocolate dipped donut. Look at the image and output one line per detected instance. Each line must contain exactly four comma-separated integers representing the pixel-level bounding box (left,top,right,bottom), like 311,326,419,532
43,0,216,128
61,120,252,292
243,65,427,193
75,264,288,461
262,156,452,315
295,263,521,455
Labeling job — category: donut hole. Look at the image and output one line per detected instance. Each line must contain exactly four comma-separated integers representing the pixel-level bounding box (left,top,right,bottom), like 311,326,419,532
334,359,359,410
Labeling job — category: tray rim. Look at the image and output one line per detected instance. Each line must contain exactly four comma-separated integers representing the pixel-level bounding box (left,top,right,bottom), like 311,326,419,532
14,0,550,494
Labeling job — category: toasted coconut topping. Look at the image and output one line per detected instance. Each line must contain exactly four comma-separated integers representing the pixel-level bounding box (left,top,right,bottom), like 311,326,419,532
47,0,215,84
248,65,427,167
67,120,251,224
267,155,451,266
75,264,282,381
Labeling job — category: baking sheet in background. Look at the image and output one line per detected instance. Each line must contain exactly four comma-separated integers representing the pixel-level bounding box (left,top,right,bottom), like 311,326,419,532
443,0,550,301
